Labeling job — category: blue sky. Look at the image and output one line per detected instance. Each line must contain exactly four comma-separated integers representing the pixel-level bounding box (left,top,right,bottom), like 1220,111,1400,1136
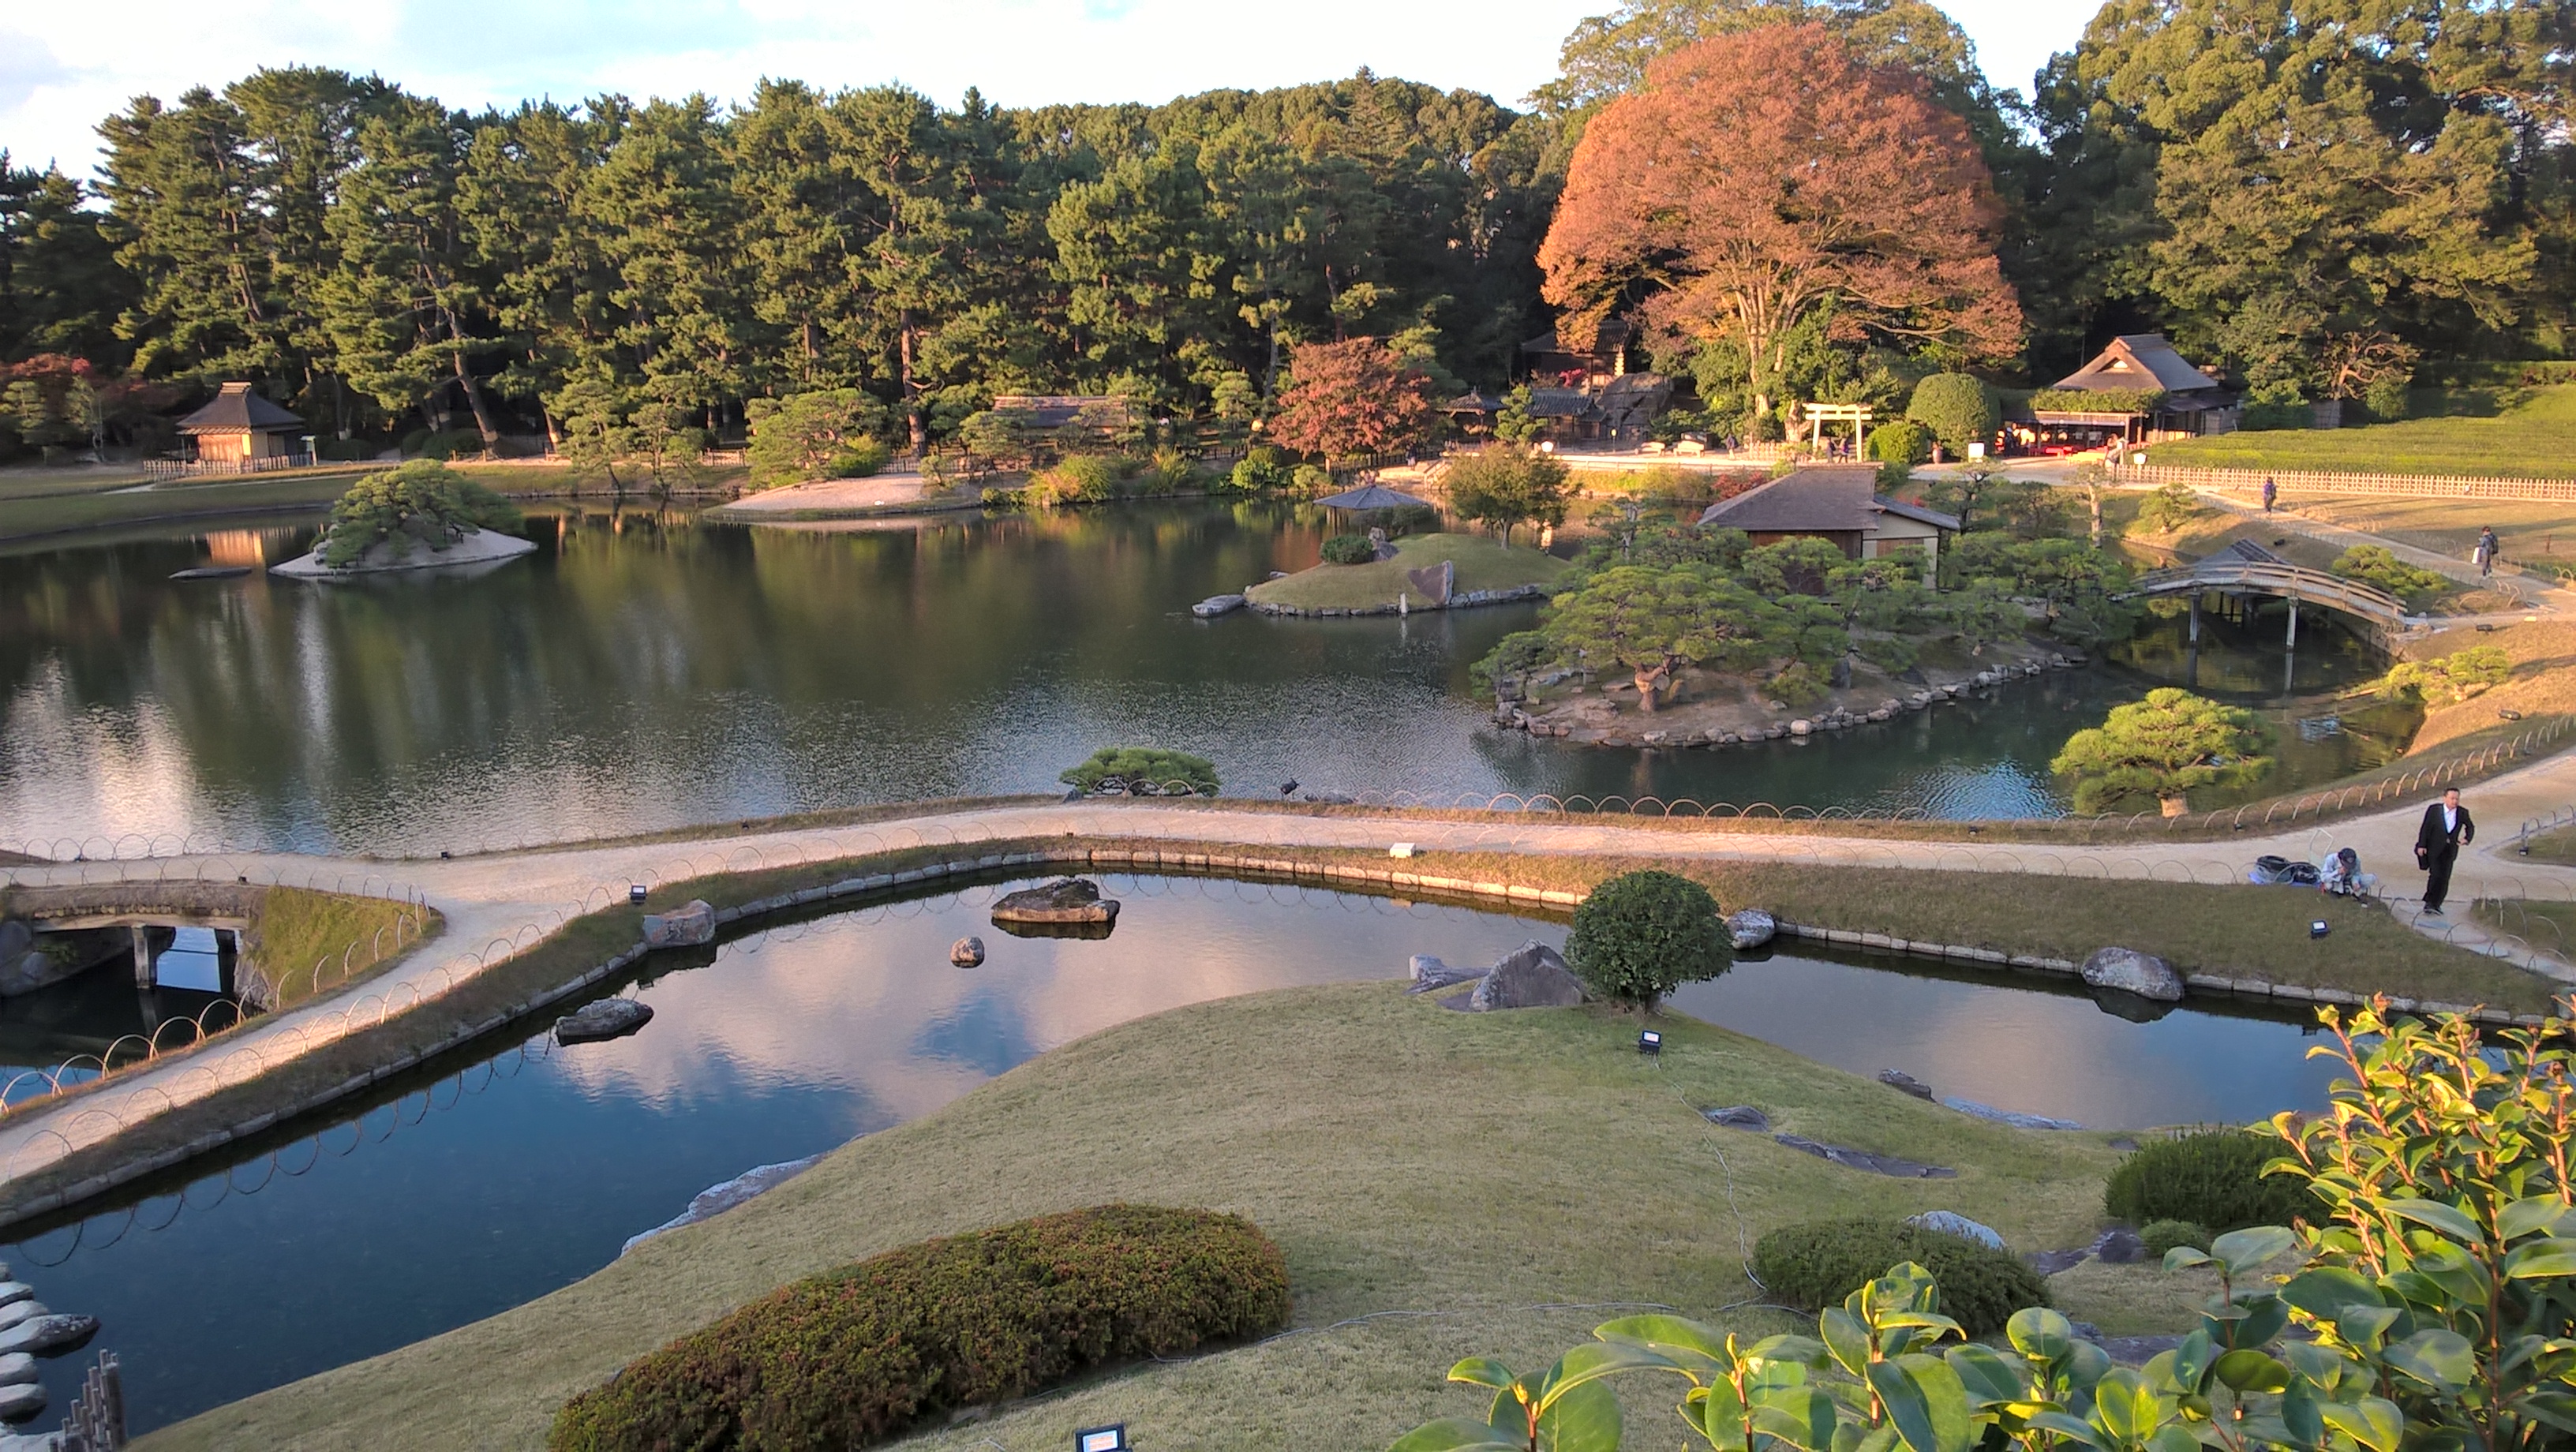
2,1,2091,179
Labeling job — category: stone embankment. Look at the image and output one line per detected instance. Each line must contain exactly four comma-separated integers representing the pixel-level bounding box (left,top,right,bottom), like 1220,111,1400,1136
1247,583,1549,618
1500,652,2087,748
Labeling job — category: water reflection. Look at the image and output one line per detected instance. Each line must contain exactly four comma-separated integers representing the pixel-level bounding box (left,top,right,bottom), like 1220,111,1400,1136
5,877,2346,1434
2,503,2406,854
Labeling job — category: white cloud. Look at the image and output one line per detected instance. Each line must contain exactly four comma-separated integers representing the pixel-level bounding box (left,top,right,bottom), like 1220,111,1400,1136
2,1,2095,180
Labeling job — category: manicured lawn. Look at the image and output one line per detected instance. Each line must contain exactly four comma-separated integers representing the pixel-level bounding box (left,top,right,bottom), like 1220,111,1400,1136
2269,494,2576,580
1248,531,1568,610
148,982,2172,1452
0,462,741,542
2145,385,2576,479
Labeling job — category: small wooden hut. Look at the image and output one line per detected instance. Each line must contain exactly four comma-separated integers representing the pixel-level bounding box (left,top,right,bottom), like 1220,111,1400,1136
177,384,305,466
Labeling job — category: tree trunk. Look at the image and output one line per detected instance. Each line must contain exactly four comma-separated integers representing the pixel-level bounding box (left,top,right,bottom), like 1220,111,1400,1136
899,316,926,451
451,351,501,447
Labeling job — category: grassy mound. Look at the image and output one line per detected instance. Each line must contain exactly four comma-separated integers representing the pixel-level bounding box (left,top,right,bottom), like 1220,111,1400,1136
152,983,2145,1451
1248,532,1567,610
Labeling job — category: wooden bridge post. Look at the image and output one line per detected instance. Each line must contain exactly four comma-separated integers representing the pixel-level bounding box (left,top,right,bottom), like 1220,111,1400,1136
2286,592,2298,649
129,925,151,990
2188,594,2200,644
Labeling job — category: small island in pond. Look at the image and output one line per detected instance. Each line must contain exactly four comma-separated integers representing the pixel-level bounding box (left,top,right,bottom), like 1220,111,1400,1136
272,461,535,578
1246,533,1567,617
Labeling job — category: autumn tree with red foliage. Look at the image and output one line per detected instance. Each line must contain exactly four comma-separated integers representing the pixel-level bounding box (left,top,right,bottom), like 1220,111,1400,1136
1263,337,1439,463
1537,23,2022,423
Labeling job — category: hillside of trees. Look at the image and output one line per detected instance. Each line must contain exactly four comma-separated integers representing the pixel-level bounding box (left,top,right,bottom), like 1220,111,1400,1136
0,0,2567,460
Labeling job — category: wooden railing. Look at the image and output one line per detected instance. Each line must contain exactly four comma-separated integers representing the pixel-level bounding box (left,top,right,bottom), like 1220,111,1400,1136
2129,557,2411,631
140,453,320,479
2110,458,2576,502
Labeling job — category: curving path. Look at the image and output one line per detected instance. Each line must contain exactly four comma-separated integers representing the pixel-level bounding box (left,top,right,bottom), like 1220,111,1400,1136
8,755,2576,1199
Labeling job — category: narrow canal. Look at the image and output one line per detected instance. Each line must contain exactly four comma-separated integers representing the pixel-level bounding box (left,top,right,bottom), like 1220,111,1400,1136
3,876,2346,1433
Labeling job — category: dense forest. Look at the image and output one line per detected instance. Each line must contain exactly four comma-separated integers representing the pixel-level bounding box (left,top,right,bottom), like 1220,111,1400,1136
0,0,2568,458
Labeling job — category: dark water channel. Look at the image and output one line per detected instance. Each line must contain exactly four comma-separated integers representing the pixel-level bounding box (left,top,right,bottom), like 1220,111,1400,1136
0,503,2402,855
0,875,2350,1434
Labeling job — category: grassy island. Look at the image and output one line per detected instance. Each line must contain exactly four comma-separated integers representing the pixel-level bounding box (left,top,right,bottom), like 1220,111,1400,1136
154,982,2176,1452
1247,532,1568,611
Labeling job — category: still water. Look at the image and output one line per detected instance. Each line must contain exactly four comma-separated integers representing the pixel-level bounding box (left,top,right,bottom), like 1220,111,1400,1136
0,503,2402,852
4,876,2343,1434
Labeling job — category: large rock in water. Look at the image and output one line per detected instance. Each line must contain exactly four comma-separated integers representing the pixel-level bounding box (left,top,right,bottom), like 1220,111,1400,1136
642,900,716,949
949,936,986,967
0,1314,93,1357
2080,947,2184,1003
1726,909,1776,951
0,1379,39,1422
1468,941,1588,1011
992,878,1119,926
556,997,653,1046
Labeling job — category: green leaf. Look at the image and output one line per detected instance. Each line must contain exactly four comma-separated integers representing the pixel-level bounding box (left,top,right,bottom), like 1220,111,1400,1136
2281,1381,2327,1452
2381,1199,2485,1246
1448,1357,1519,1390
1387,1417,1525,1451
2499,1197,2573,1242
2504,1238,2576,1279
1945,1343,2028,1406
1537,1378,1622,1452
2166,1330,2215,1393
2160,1246,2214,1271
1749,1386,1844,1451
2382,1329,2476,1392
2282,1267,2384,1319
1687,1379,1750,1450
2211,1226,2296,1274
1747,1334,1833,1368
2092,1368,2161,1443
1870,1353,1975,1452
2518,1392,2576,1436
2146,1426,2200,1452
2024,1410,2106,1448
1597,1314,1730,1364
2211,1349,2291,1394
2333,1303,2401,1352
2317,1397,2405,1452
1821,1307,1872,1379
2007,1308,2076,1362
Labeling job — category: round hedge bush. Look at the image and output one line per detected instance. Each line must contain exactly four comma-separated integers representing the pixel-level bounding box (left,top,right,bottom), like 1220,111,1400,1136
2103,1129,2315,1232
2141,1219,2211,1258
1320,533,1377,564
1750,1219,2047,1337
1563,870,1730,1006
549,1205,1289,1451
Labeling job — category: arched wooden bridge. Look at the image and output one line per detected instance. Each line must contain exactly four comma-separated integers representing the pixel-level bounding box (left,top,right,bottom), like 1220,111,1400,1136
2127,541,2413,643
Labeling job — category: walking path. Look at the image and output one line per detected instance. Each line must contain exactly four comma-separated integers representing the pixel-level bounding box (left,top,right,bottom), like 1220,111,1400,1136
2192,488,2563,611
9,755,2576,1196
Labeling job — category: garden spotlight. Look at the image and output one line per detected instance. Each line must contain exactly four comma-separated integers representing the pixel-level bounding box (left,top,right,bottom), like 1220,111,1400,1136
1638,1030,1663,1057
1076,1427,1132,1451
2309,920,2331,939
630,885,649,904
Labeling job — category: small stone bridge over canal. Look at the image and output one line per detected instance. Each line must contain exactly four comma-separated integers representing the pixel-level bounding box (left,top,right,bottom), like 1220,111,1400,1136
2128,541,2413,647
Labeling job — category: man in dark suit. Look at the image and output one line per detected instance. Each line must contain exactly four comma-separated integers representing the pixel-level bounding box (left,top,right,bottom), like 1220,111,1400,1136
2416,787,2474,914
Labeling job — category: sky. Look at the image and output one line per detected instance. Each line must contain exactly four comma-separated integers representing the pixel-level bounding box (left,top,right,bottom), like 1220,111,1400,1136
1,0,2093,180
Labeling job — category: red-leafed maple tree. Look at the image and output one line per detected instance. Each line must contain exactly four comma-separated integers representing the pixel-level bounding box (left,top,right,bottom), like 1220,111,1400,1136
1537,22,2023,420
1263,338,1438,462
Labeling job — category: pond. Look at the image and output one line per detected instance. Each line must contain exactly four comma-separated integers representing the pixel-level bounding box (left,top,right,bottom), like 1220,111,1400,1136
0,502,2405,855
4,875,2347,1434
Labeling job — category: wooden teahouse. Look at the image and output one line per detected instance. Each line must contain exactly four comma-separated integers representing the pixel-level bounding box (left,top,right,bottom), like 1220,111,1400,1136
177,384,307,466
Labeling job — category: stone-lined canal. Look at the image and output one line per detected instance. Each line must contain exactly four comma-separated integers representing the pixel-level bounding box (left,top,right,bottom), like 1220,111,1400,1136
6,876,2346,1434
1,502,2406,857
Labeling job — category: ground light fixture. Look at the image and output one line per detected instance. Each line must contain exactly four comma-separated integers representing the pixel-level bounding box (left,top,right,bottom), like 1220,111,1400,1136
1638,1029,1663,1057
1076,1427,1132,1451
2310,920,2331,939
630,885,648,904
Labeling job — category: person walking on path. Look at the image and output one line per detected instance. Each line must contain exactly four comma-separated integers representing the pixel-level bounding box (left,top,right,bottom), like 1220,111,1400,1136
2262,476,2277,513
2416,786,2476,915
2476,526,2500,577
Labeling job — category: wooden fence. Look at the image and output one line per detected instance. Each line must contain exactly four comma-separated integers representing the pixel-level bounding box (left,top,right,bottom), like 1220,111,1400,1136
2110,459,2576,503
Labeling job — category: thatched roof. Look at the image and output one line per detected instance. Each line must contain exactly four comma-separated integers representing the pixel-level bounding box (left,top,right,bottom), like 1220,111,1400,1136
177,382,303,434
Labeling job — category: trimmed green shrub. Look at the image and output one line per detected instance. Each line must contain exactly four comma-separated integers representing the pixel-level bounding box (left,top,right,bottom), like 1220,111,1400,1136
1907,374,2000,455
826,436,892,478
1228,446,1295,493
1060,747,1219,797
2331,544,2450,609
1563,869,1728,1006
2240,399,2310,431
1768,661,1828,707
1320,533,1377,564
2140,1218,2211,1257
1750,1219,2046,1337
549,1205,1288,1451
1865,419,1932,467
1031,453,1130,506
2102,1128,2316,1231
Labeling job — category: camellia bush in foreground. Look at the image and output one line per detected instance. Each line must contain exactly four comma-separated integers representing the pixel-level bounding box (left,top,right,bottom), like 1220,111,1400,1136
550,1204,1289,1451
1391,996,2576,1451
1563,869,1729,1008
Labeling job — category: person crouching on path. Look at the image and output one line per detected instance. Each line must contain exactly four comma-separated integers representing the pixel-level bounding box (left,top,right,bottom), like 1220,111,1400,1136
2415,786,2475,915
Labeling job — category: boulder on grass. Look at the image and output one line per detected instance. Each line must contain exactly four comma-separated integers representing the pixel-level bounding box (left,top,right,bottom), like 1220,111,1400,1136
642,900,715,949
1466,942,1588,1011
2080,947,2183,1003
1906,1211,2005,1250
